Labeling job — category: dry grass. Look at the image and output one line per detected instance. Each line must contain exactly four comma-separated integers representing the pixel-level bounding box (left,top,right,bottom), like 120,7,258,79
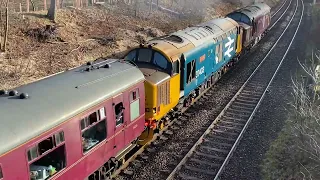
0,2,242,90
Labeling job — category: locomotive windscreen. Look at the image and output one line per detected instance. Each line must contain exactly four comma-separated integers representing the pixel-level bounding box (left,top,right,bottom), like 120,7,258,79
125,48,172,75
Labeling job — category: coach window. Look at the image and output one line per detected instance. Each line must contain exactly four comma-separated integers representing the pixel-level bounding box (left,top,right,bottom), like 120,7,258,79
28,131,66,180
115,102,124,126
130,89,140,121
81,108,107,153
186,60,196,83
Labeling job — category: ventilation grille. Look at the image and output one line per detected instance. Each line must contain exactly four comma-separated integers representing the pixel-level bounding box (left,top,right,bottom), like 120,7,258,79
157,81,170,107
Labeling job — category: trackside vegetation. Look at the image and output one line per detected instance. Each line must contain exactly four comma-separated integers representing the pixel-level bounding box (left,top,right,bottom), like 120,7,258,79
261,5,320,179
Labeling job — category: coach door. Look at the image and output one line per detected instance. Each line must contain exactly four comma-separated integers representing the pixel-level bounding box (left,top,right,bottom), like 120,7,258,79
113,94,125,152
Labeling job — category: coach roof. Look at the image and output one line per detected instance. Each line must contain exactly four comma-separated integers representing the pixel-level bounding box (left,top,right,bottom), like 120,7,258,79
0,59,144,156
230,3,271,20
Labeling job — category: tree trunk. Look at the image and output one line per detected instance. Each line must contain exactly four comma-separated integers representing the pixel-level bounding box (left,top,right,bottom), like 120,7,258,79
0,8,2,51
47,0,56,21
3,0,9,52
149,0,152,14
134,0,139,17
30,0,36,11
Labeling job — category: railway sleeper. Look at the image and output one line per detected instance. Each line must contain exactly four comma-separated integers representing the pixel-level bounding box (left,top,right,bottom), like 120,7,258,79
234,98,258,105
221,115,248,122
241,89,263,95
183,165,218,176
227,107,253,114
240,91,262,98
202,140,232,151
178,173,200,180
189,158,221,168
219,119,245,126
194,151,226,161
232,101,257,108
216,121,244,129
236,96,260,103
224,111,251,118
213,126,241,135
229,104,255,111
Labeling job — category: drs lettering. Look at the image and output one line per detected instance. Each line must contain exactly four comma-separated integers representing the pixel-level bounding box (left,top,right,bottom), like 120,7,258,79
196,67,205,78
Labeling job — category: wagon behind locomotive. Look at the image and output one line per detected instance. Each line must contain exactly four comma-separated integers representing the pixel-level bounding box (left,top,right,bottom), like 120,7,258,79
0,59,145,180
227,2,271,48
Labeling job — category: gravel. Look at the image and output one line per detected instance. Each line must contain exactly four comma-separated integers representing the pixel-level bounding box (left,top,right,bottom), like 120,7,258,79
219,0,312,179
114,0,298,179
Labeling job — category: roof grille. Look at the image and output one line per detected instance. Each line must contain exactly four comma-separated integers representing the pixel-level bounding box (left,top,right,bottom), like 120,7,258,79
164,35,184,43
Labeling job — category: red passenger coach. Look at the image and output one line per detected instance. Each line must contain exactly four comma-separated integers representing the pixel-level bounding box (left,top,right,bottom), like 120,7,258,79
0,59,145,180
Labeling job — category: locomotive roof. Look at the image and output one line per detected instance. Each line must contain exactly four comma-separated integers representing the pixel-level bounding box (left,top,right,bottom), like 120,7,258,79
0,59,144,156
144,17,238,59
229,3,271,20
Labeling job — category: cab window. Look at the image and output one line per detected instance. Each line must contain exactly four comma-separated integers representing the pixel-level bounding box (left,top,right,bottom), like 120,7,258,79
125,50,136,61
153,52,168,69
125,48,171,74
172,60,179,75
137,49,152,63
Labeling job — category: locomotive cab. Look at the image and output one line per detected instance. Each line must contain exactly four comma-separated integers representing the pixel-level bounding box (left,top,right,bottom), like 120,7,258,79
124,46,180,143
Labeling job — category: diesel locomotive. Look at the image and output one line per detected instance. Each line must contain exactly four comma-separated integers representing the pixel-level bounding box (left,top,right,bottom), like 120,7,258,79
125,3,271,143
0,2,271,180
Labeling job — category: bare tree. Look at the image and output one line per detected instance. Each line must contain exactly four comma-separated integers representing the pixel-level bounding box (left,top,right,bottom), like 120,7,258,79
289,49,320,179
0,0,9,52
47,0,56,21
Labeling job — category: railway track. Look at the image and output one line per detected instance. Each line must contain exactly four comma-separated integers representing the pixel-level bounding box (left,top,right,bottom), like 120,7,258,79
165,0,304,179
112,0,296,179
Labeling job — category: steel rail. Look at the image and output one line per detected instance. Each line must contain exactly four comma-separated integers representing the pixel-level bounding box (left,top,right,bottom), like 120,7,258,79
272,0,289,18
165,0,303,178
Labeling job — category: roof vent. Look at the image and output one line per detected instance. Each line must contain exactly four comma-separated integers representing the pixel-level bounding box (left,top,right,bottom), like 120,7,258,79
20,93,29,99
104,64,111,68
9,90,18,96
164,35,184,43
0,90,8,95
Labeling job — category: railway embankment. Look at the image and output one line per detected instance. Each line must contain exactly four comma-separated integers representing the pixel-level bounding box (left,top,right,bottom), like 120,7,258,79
260,3,320,180
220,1,319,180
0,1,243,90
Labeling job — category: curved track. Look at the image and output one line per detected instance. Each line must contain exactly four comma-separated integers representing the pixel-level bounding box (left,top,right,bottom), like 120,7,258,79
113,0,297,179
165,0,304,179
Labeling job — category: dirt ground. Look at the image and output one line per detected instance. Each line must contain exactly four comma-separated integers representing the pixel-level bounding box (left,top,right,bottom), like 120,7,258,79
0,1,276,90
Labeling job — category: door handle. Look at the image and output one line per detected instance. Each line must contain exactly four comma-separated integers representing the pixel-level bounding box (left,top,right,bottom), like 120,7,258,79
114,145,116,149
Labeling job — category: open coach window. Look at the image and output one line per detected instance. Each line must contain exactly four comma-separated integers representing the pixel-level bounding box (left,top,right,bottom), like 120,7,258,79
115,102,124,126
81,107,107,153
28,131,66,180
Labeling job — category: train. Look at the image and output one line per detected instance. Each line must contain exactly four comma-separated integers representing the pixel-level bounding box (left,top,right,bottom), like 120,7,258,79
0,2,270,180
